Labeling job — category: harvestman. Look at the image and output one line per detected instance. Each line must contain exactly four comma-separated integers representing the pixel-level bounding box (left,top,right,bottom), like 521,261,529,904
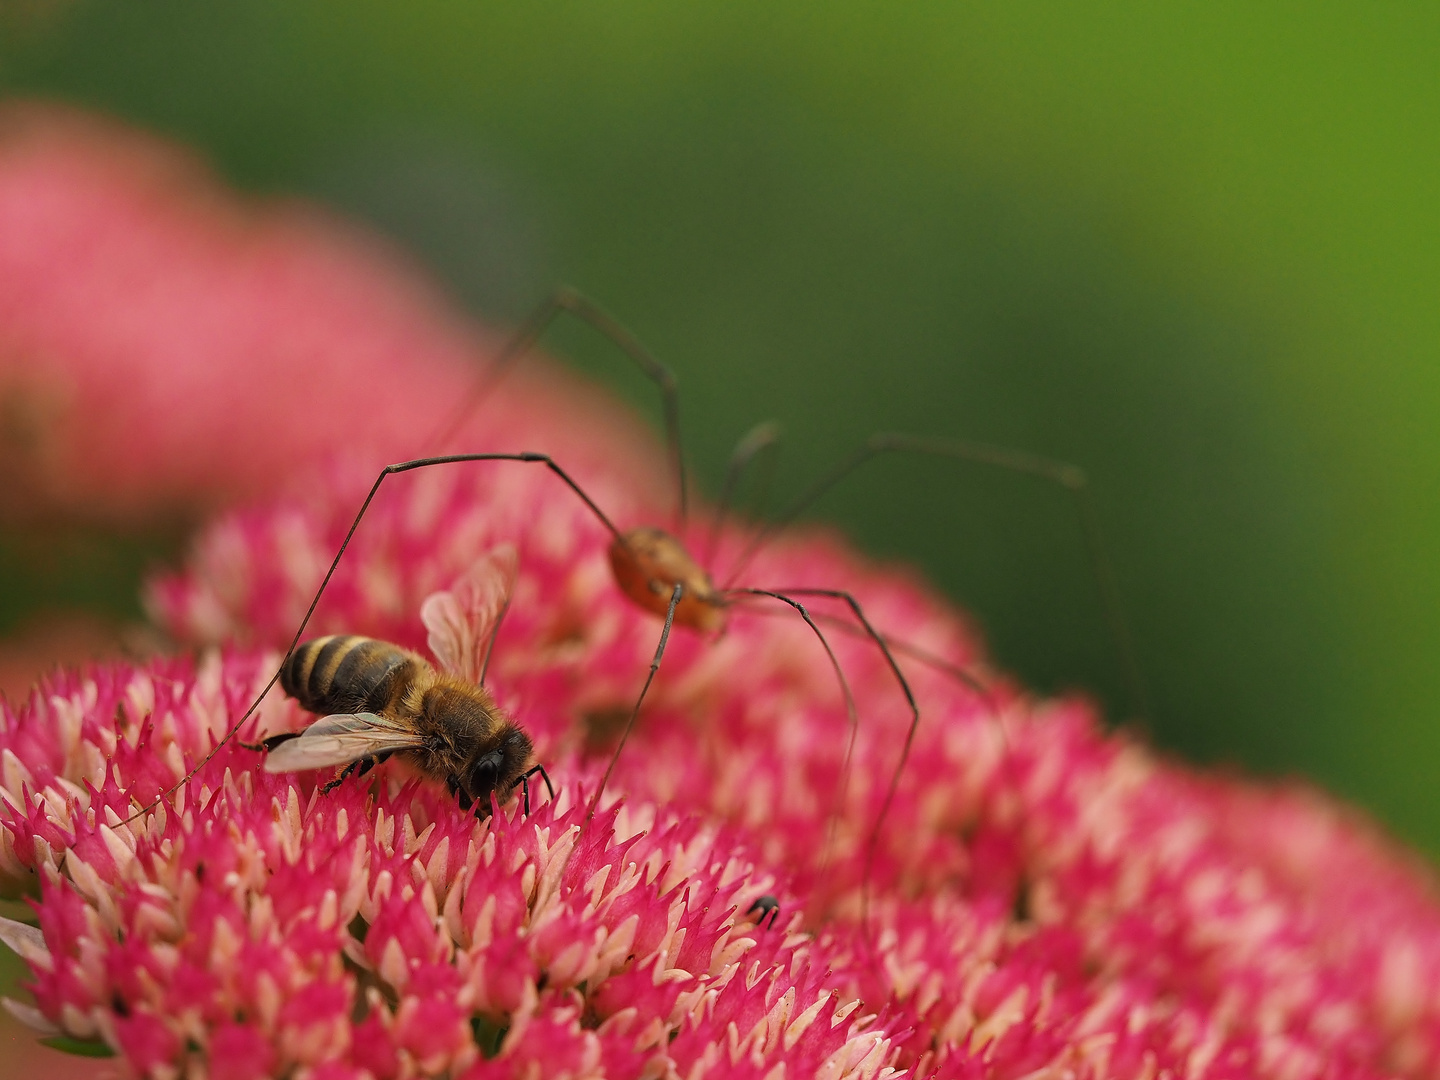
426,290,1148,900
130,290,1145,927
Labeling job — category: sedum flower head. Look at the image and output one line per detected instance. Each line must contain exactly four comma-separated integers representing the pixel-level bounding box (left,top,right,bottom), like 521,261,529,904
6,452,1440,1079
1,656,889,1079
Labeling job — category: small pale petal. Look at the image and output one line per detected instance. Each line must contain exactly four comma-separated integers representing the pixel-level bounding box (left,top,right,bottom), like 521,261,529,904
2,997,59,1035
0,914,50,968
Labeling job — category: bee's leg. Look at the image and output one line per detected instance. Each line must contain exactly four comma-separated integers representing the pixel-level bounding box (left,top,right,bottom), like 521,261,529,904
241,732,299,753
746,894,781,930
447,777,476,812
322,759,367,795
585,583,683,823
523,764,555,802
513,763,555,816
355,750,393,780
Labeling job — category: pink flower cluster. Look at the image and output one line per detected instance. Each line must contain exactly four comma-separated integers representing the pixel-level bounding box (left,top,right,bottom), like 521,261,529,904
4,444,1440,1078
0,101,661,524
3,104,1440,1080
0,657,889,1079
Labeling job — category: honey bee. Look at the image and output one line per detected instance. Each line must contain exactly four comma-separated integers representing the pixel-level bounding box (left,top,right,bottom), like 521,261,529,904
262,546,552,814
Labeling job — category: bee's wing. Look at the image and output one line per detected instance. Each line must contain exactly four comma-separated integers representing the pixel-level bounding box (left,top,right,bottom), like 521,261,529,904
263,713,424,773
420,543,518,684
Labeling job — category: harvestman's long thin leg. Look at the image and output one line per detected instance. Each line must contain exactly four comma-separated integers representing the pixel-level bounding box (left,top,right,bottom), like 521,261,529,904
584,583,683,824
124,451,628,825
430,287,690,528
723,584,918,933
722,588,861,872
749,602,1024,823
797,606,1024,824
723,432,1151,725
703,420,783,573
743,602,1000,717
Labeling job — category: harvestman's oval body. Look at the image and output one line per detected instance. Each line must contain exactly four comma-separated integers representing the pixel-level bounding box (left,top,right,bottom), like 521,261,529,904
609,526,726,632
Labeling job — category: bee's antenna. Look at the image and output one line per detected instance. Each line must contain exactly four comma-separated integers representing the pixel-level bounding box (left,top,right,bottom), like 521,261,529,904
124,451,626,826
725,586,918,938
703,420,783,573
431,287,690,530
584,583,682,825
724,588,860,880
722,432,1151,726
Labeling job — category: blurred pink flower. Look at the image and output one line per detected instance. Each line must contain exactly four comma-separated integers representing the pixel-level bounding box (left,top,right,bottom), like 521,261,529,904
0,99,662,722
0,101,661,525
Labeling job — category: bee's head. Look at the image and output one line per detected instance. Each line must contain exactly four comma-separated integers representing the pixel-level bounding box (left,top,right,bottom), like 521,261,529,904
461,726,534,812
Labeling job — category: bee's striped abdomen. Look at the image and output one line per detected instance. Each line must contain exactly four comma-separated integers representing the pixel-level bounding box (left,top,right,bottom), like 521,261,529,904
281,636,418,716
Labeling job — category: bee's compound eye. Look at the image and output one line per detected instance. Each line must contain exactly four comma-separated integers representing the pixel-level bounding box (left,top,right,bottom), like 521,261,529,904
469,752,502,800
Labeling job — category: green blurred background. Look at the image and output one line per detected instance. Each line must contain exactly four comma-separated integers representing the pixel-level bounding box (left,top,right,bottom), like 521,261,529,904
0,3,1436,858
